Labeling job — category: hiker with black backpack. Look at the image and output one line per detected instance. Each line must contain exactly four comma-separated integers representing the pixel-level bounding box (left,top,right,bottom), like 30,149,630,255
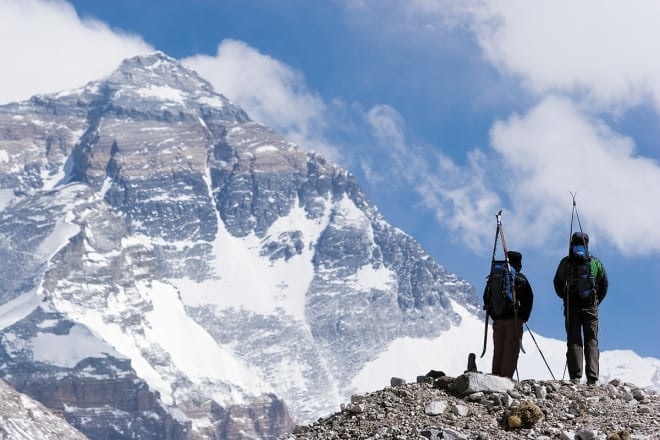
553,231,608,385
483,250,534,378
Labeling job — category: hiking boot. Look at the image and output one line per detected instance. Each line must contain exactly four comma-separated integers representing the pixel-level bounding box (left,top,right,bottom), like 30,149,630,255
587,379,598,386
570,378,581,384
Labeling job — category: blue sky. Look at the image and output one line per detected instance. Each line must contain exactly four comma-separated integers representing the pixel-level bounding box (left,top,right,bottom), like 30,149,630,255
1,0,659,359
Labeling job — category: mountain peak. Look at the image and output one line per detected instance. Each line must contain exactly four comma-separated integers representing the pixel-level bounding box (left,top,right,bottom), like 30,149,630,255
103,50,216,96
115,51,182,76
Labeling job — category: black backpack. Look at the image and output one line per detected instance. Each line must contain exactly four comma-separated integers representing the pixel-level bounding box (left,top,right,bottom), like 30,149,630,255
484,260,516,319
570,244,595,300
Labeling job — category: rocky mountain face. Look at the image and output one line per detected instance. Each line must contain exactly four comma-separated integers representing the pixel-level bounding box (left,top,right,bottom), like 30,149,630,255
0,377,89,439
0,52,476,439
283,371,659,439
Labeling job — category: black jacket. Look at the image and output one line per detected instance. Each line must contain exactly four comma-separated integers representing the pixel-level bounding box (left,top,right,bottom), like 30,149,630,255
553,254,608,306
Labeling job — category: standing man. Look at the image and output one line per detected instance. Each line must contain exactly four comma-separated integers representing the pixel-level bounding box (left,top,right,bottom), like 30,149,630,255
484,251,534,378
553,232,608,385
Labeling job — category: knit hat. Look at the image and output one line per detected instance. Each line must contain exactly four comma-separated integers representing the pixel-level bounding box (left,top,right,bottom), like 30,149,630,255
507,251,522,270
571,232,589,245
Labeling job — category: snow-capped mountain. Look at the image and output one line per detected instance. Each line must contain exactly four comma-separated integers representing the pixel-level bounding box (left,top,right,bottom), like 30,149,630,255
0,52,475,439
0,52,657,439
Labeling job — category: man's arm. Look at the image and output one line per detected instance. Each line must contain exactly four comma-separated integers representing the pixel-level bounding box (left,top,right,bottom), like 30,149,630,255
517,275,533,322
553,258,567,299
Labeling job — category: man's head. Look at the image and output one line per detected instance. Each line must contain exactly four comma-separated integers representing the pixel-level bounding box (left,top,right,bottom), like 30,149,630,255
507,251,522,271
571,232,589,245
570,232,589,260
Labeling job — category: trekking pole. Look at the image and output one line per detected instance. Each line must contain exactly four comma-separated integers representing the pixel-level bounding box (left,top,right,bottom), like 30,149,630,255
570,191,587,245
560,192,577,380
480,211,502,358
525,323,556,380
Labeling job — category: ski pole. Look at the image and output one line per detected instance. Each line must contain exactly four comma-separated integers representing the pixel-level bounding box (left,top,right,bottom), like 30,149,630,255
525,323,556,380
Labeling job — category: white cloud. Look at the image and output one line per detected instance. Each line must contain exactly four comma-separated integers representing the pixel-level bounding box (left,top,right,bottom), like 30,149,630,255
362,105,501,251
469,0,660,111
0,0,151,104
390,0,660,111
366,105,405,151
183,40,339,160
491,96,660,255
415,148,502,251
349,0,660,257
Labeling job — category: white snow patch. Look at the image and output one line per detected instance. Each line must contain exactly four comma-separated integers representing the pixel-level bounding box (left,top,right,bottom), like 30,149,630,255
197,96,225,108
169,407,191,423
334,196,371,231
178,197,331,321
35,218,80,260
41,163,68,191
36,319,59,329
31,324,123,368
0,291,42,331
255,145,278,154
0,188,15,210
141,280,270,401
600,350,660,388
100,177,113,196
348,264,396,291
135,85,185,103
62,306,175,403
0,149,9,162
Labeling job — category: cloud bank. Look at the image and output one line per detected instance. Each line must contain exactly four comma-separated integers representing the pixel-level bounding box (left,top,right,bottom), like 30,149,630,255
0,0,152,104
342,0,660,255
182,41,337,159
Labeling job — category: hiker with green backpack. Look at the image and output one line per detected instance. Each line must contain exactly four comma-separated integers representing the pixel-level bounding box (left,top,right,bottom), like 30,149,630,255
553,231,608,385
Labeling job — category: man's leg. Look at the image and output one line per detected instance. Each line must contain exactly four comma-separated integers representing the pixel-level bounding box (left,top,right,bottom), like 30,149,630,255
565,308,584,380
582,307,600,384
492,319,504,376
499,319,521,379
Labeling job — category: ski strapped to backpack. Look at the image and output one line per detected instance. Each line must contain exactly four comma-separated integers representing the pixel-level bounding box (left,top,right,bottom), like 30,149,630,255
480,210,523,358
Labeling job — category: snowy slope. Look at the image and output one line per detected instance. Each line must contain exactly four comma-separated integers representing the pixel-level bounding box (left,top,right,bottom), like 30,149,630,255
352,301,660,393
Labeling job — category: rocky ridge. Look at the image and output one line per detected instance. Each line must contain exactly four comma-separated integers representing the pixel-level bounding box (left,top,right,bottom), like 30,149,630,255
0,378,89,439
283,371,659,439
